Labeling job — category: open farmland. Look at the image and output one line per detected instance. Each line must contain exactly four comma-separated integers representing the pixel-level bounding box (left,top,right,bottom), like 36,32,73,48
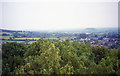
0,28,120,49
2,40,36,44
14,37,40,40
2,40,25,43
1,36,13,39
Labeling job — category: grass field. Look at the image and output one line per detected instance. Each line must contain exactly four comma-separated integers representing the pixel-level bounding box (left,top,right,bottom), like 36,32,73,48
1,36,41,40
0,36,13,39
2,40,25,43
1,37,59,44
14,38,40,40
28,41,36,44
2,40,37,44
1,36,59,40
44,37,58,40
0,32,12,35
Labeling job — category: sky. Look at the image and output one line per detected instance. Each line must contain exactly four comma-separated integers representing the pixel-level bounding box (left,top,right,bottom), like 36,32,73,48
0,0,119,31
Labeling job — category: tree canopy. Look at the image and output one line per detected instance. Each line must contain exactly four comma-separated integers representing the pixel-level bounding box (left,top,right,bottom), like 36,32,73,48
2,39,120,75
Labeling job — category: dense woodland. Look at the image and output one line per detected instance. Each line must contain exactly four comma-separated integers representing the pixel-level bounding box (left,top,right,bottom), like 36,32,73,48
2,39,120,75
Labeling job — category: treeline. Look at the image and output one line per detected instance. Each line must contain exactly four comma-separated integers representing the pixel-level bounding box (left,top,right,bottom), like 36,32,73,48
1,29,74,38
2,39,120,74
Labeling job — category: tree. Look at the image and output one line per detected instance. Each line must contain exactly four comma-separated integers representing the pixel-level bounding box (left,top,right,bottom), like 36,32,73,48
2,42,27,74
2,39,120,74
92,46,108,64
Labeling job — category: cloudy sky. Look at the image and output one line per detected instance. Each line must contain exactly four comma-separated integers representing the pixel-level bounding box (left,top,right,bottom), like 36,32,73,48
0,0,119,31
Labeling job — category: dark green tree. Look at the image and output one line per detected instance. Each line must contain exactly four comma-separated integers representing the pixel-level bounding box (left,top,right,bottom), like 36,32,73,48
2,42,27,74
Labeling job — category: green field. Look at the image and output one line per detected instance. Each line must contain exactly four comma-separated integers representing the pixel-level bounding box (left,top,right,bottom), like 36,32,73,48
28,41,36,44
14,37,40,40
2,40,25,43
44,37,58,40
1,36,59,44
0,36,13,39
2,40,37,44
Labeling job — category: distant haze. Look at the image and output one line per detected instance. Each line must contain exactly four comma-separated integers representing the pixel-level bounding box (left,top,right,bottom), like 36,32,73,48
0,0,118,31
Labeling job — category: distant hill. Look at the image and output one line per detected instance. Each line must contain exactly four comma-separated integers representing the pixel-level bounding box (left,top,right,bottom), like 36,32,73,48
0,29,26,32
1,29,18,32
85,28,96,31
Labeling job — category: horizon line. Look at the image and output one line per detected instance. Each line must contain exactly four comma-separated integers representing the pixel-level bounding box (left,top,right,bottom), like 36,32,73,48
1,27,119,31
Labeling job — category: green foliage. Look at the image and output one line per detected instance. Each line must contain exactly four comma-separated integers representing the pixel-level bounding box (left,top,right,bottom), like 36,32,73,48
2,42,26,58
98,49,120,74
92,46,108,64
2,42,27,74
2,39,120,74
